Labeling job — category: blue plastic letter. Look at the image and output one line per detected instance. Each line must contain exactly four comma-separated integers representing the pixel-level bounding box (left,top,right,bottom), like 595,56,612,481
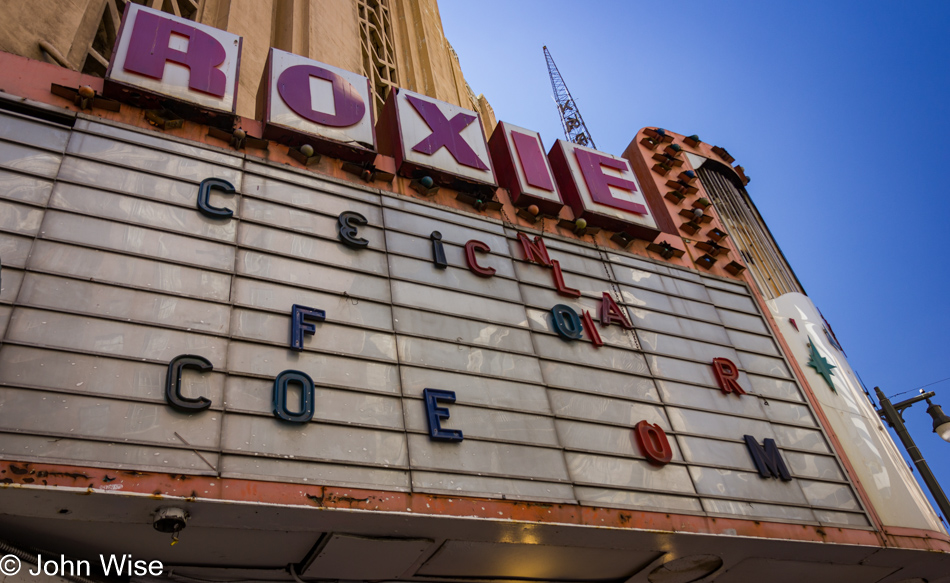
423,388,463,442
551,304,583,340
290,304,326,351
744,435,792,481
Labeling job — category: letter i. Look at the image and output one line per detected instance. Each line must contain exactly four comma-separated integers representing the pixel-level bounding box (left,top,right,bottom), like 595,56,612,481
431,231,447,269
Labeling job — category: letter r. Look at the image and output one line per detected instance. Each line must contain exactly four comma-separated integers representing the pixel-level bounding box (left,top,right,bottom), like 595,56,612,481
124,10,229,97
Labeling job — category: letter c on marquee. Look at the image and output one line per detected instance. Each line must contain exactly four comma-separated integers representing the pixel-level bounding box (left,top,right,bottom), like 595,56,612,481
165,354,213,412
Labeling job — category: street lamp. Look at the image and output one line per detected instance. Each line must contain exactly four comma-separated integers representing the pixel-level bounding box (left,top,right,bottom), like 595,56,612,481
928,400,950,442
875,387,950,522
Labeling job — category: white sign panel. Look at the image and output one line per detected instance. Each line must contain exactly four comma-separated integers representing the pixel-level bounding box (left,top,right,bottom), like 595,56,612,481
262,48,375,156
107,3,241,113
549,139,659,238
390,88,495,185
488,121,564,215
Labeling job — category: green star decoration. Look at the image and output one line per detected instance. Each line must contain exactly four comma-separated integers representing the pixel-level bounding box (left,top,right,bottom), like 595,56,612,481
806,340,837,393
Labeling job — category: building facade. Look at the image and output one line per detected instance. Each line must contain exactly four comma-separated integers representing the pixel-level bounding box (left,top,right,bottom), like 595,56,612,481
0,2,947,583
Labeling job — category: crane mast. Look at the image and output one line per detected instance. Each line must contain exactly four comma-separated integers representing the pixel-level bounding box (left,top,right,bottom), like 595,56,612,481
543,46,596,149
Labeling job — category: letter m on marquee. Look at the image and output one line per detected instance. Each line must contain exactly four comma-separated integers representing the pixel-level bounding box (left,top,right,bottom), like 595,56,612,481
743,435,792,481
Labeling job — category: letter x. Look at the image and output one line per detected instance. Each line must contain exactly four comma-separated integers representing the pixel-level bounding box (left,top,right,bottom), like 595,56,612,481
406,95,488,170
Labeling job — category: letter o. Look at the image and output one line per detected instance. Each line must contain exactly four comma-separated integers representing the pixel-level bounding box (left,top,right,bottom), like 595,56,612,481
551,304,582,340
635,420,673,465
273,370,315,423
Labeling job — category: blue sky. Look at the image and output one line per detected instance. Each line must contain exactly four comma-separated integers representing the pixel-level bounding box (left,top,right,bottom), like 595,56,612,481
440,0,950,523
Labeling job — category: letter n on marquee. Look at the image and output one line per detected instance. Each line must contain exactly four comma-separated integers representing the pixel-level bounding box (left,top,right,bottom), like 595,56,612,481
105,3,242,116
377,88,496,188
260,48,376,162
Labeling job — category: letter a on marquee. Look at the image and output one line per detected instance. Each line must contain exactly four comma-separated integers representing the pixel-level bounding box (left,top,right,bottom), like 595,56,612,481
106,4,241,113
600,292,633,329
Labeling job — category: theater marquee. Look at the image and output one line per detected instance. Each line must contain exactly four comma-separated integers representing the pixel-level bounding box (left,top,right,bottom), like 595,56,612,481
0,4,870,531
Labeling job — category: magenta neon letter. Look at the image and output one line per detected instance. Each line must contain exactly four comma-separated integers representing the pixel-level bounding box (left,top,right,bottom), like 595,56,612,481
277,65,366,127
124,10,228,97
406,95,489,170
511,130,555,191
574,149,648,215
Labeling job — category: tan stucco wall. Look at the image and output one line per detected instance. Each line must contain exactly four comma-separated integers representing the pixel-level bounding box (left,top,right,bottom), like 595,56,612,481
0,0,492,121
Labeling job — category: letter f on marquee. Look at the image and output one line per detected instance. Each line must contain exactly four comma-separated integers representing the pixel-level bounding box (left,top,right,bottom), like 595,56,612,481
406,95,489,170
290,304,326,351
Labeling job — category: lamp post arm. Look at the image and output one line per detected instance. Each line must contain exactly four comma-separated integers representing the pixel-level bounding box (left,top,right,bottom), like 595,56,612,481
875,387,950,522
892,391,936,413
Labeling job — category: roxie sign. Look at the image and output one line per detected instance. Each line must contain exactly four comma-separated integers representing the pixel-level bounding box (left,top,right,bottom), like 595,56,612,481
104,4,665,241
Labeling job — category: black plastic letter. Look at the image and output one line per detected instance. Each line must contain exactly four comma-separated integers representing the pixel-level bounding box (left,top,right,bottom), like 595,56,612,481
430,231,447,269
338,211,369,249
196,177,236,219
744,435,792,481
165,354,213,412
273,370,315,423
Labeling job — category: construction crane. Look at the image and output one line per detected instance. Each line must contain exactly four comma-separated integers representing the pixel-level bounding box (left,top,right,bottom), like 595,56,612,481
543,46,596,149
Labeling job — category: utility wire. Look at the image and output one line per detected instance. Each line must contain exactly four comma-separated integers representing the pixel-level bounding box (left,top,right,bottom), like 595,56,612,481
887,376,950,399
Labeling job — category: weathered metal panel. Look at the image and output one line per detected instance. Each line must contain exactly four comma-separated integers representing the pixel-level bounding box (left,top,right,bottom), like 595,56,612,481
240,197,387,253
406,434,569,482
0,168,54,205
399,366,551,413
28,240,233,301
243,174,382,222
404,400,558,446
18,273,231,334
50,182,237,241
6,308,228,363
39,211,235,271
221,413,408,467
231,277,394,330
565,452,695,493
389,254,521,301
393,306,533,353
227,342,399,394
411,471,574,502
0,344,225,405
229,307,397,361
66,132,242,185
237,249,391,303
391,280,527,327
396,335,543,383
